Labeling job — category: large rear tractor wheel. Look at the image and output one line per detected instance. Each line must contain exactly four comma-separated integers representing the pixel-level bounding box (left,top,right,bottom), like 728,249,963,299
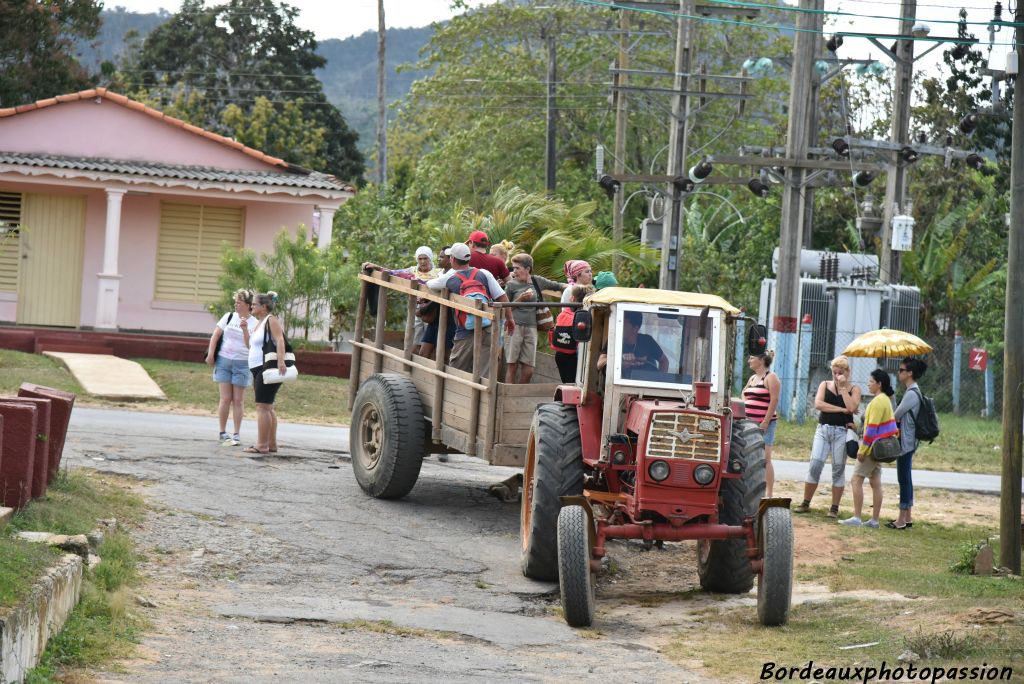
350,374,426,499
757,506,794,626
697,419,765,593
557,505,596,627
520,404,583,581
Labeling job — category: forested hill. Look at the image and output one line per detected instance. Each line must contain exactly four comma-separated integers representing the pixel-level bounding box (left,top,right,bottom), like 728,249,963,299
75,9,434,152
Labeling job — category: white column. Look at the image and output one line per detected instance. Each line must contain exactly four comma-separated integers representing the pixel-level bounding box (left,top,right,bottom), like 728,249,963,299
316,205,338,249
94,188,125,330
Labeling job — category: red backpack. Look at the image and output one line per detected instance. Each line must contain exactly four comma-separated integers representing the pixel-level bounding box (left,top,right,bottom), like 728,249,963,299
453,268,492,330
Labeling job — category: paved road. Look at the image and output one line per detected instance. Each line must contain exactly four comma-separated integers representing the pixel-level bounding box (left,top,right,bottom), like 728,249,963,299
66,408,701,683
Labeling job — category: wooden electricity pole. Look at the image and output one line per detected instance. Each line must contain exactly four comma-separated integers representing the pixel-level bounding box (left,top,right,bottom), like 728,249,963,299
612,10,629,260
660,0,692,290
773,0,821,417
1000,6,1024,574
879,0,916,283
376,0,387,187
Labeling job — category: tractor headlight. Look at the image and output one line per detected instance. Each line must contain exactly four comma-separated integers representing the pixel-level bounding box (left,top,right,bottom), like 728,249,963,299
648,460,670,482
693,464,715,486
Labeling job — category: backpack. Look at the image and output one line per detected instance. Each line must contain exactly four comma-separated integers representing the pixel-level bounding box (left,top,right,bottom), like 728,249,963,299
453,268,492,330
910,387,940,443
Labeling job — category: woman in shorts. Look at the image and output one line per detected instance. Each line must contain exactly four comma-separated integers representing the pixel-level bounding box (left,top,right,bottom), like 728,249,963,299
206,289,256,446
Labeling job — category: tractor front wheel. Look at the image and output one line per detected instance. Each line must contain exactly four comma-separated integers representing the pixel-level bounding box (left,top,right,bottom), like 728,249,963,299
520,403,583,581
757,506,794,626
557,505,596,627
697,419,765,593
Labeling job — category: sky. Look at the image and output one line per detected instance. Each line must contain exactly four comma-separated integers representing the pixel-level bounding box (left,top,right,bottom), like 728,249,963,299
106,0,1011,78
108,0,501,39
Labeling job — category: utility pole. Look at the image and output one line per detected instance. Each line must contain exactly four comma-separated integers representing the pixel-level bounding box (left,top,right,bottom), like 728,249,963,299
879,0,916,283
612,9,629,262
660,0,692,290
800,8,825,248
774,0,821,418
544,21,558,195
1000,7,1024,574
376,0,387,187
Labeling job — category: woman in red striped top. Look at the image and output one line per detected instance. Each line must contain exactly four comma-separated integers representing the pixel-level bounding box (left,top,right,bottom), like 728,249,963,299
743,350,780,496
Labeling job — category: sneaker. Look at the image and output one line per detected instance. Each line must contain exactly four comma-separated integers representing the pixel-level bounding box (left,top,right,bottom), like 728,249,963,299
839,516,862,526
219,432,229,442
230,434,241,447
864,519,880,529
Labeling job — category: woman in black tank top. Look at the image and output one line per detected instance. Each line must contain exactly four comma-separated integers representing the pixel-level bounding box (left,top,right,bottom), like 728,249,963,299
794,356,862,516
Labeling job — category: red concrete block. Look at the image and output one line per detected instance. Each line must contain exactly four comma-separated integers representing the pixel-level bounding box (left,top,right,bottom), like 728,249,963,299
0,398,51,499
18,384,75,485
0,404,36,509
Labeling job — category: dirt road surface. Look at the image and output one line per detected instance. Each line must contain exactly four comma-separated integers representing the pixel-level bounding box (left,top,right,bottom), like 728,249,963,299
66,408,707,683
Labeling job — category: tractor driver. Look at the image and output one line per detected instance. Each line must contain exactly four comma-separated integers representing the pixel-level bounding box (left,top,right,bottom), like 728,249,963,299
598,310,669,377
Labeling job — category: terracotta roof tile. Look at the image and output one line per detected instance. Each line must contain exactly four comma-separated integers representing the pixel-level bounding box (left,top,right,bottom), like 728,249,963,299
0,87,307,174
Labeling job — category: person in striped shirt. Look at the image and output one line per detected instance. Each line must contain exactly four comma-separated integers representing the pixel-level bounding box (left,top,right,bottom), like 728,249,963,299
742,350,780,496
839,368,898,528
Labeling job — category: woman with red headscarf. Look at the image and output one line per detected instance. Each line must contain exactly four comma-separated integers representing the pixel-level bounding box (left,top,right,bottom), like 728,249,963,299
560,260,594,303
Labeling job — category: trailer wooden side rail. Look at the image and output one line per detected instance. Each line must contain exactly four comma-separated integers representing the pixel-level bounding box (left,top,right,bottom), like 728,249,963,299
349,270,564,467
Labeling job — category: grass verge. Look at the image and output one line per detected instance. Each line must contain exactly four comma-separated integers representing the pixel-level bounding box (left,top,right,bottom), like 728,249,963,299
667,519,1024,682
136,358,350,424
0,469,148,682
774,413,1003,474
0,350,350,425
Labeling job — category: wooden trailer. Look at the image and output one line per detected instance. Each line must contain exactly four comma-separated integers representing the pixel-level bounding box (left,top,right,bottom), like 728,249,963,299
348,270,567,497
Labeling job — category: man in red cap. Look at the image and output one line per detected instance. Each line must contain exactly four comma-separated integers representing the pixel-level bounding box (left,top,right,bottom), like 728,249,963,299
467,230,510,284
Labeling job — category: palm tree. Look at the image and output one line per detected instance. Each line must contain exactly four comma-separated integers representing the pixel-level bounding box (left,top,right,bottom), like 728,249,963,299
435,185,657,281
901,204,1002,336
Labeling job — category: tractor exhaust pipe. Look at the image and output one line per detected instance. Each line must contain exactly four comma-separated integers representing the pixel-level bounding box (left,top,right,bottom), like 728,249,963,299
693,306,712,409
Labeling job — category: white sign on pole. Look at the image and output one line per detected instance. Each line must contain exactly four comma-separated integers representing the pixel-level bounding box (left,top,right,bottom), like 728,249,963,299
891,214,915,252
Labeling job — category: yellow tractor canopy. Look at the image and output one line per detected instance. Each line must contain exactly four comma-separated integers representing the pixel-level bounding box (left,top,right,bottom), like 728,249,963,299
585,286,741,315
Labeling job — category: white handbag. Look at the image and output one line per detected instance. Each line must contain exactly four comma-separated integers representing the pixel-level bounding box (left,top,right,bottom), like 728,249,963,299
262,366,299,385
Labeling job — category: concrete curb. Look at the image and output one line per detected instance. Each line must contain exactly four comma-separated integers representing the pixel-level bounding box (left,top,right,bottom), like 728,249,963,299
0,554,83,683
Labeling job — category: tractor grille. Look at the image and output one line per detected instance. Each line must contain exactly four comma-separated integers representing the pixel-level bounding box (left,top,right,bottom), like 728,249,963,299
647,412,721,462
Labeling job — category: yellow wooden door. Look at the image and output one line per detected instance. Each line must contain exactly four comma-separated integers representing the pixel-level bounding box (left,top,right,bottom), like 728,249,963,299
17,194,86,327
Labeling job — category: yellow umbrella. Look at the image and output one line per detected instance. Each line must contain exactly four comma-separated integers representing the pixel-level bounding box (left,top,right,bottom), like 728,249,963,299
842,329,933,359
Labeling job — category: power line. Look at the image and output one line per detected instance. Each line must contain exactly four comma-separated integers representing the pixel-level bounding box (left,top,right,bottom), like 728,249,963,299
699,0,1017,27
575,0,1018,44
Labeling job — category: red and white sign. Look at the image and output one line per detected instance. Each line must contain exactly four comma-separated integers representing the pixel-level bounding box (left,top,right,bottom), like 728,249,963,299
968,348,988,371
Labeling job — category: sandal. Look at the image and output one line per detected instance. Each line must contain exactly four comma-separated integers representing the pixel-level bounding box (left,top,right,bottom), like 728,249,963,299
794,501,811,514
243,446,269,454
827,505,840,518
885,521,909,529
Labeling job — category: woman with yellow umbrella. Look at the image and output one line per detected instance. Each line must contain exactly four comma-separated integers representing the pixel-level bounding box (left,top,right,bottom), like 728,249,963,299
842,329,934,530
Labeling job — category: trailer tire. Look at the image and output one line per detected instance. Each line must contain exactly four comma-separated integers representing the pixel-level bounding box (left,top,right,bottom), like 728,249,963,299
757,506,794,626
350,374,426,499
697,419,765,593
557,505,595,627
520,403,583,581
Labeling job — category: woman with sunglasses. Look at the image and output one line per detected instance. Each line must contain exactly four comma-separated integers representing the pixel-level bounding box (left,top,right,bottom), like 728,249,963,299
890,358,928,529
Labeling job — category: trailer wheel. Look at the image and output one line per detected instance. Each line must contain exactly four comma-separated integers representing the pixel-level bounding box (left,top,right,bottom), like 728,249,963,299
697,419,765,593
520,403,583,581
557,505,595,627
757,506,793,626
350,374,426,499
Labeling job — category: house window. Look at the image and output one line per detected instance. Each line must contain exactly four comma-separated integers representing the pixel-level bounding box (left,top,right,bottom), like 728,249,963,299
154,202,244,303
0,192,21,292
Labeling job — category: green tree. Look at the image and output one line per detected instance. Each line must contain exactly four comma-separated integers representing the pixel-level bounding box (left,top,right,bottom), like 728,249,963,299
120,0,363,181
221,96,327,169
0,0,101,107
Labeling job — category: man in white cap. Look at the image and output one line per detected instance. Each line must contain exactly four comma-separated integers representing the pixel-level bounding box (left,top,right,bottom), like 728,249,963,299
429,243,514,376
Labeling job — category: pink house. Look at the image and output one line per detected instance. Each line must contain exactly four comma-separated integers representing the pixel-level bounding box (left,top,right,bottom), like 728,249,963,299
0,88,353,336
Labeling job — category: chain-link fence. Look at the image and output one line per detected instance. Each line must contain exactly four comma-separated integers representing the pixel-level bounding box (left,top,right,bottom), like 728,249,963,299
734,325,1001,421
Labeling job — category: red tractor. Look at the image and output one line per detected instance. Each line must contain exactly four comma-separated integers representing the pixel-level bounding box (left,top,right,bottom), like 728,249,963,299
519,287,793,627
